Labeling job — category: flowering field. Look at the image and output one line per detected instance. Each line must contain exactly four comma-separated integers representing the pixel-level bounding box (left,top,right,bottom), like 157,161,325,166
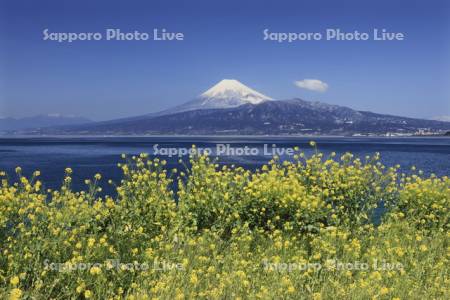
0,146,449,299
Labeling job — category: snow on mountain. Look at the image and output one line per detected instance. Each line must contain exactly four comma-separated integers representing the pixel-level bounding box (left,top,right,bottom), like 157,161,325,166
154,79,273,116
200,79,273,105
56,97,450,135
431,116,450,122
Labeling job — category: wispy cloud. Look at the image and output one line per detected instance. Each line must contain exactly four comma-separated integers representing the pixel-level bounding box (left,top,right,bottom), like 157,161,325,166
294,79,328,92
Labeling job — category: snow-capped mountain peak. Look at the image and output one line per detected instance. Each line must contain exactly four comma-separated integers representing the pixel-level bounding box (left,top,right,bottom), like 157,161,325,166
200,79,273,104
152,79,273,116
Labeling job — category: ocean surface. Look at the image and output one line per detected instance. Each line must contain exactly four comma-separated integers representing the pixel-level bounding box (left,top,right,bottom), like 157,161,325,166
0,136,449,195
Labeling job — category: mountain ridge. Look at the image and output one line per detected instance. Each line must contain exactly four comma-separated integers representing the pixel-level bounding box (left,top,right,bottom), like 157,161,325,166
36,98,450,136
3,79,449,136
0,114,92,132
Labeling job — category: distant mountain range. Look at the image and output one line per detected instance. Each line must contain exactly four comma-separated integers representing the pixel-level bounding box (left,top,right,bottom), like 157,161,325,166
432,116,450,122
0,114,92,132
3,80,450,136
50,98,450,136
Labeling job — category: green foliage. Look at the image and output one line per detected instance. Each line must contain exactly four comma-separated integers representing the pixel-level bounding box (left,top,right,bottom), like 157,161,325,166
0,149,448,299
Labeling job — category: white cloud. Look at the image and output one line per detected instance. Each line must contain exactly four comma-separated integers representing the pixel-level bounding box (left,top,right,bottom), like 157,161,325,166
294,79,329,92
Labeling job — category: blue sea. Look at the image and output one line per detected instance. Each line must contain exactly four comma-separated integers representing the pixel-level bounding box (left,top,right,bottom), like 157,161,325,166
0,136,449,195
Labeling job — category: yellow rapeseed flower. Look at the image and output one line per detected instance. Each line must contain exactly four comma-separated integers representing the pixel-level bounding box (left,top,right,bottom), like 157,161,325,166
87,238,95,248
10,276,20,286
89,266,102,275
312,292,322,300
380,287,389,295
190,273,198,284
9,288,22,300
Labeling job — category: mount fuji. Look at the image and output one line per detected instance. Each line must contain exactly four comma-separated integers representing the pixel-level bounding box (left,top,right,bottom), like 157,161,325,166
13,79,450,136
153,79,273,116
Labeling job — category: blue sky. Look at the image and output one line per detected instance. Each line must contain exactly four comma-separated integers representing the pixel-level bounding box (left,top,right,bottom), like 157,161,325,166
1,0,449,120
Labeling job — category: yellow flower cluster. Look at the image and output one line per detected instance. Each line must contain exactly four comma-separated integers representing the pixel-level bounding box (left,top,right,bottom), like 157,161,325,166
0,148,448,299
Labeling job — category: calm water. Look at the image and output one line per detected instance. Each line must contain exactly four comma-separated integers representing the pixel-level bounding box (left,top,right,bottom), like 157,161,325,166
0,136,449,195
